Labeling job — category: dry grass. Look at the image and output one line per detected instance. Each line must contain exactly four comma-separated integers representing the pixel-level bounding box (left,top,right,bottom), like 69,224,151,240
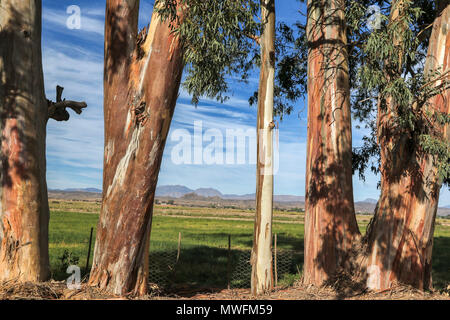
1,279,448,300
176,283,450,300
0,280,64,300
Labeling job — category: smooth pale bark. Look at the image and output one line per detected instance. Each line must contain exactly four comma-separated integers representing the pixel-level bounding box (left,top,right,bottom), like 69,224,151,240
88,0,184,296
0,0,50,282
303,0,359,286
366,0,449,291
250,0,276,296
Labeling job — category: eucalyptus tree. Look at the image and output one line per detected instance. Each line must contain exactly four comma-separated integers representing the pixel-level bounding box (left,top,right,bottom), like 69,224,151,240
0,0,86,282
302,0,360,286
283,0,448,290
88,0,187,296
88,0,261,296
265,0,360,287
349,0,449,290
249,0,276,296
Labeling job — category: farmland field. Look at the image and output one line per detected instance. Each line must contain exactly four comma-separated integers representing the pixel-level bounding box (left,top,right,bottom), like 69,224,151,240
48,200,450,290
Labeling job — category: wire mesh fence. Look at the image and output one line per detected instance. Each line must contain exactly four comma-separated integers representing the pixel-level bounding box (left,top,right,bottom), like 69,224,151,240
148,250,179,288
147,233,303,291
228,249,302,289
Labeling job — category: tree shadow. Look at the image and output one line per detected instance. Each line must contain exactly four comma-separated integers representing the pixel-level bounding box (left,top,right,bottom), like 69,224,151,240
0,5,38,188
431,236,450,290
104,1,140,83
307,131,442,294
304,0,362,294
0,1,52,279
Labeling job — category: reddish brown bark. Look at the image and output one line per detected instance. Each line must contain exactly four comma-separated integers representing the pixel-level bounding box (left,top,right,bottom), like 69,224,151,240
366,1,449,291
303,0,359,286
88,0,185,296
0,0,50,282
0,1,87,283
251,0,276,296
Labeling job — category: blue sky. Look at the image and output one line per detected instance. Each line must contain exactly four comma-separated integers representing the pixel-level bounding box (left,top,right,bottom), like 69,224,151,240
41,0,449,206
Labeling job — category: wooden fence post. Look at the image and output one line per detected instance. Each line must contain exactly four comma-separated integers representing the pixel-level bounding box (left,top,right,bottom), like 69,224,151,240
177,232,182,263
227,234,231,290
85,227,94,274
274,233,278,287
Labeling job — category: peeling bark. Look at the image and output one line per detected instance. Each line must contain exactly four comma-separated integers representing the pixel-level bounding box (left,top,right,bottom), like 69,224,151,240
0,0,50,282
88,0,185,296
0,0,87,283
303,0,359,286
366,1,449,291
251,0,276,296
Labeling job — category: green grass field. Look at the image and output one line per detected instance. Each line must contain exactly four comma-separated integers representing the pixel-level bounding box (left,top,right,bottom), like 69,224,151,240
48,201,450,290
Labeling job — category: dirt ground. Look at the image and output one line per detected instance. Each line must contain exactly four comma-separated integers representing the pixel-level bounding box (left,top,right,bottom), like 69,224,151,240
1,280,449,301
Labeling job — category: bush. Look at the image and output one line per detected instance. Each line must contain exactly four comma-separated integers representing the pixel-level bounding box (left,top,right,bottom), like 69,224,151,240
58,250,80,272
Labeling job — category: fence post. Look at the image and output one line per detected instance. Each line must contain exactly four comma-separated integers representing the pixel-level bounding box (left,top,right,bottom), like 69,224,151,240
85,227,94,274
274,233,278,287
227,234,231,290
177,232,182,263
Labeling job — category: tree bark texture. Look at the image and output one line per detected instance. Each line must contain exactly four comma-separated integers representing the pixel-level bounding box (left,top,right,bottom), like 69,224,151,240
303,0,359,286
88,0,185,296
251,0,276,296
366,0,449,291
0,0,50,282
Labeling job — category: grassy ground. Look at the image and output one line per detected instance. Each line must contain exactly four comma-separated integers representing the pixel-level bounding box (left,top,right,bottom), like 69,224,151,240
48,201,450,291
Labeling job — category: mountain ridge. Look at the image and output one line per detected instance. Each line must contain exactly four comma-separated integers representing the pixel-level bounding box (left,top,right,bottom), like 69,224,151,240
155,185,305,202
48,185,450,216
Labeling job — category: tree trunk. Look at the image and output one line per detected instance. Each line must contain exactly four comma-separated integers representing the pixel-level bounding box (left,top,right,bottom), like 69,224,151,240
251,0,276,296
366,0,449,291
303,0,359,286
88,0,185,296
0,0,50,282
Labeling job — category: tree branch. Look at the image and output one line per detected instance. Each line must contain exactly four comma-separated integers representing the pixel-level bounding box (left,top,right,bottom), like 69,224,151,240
245,32,260,45
47,85,87,121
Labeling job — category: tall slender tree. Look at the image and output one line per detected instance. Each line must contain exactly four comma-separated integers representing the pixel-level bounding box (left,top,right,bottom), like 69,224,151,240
250,0,276,296
303,0,359,286
0,0,86,282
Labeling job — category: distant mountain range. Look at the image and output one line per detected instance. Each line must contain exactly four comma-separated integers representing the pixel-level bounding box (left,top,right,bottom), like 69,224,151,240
154,185,450,216
360,198,378,204
48,186,450,216
59,188,103,193
155,185,305,202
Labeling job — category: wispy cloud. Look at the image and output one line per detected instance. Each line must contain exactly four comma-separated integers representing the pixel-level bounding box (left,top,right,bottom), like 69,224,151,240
43,47,103,103
39,1,450,207
43,7,104,37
